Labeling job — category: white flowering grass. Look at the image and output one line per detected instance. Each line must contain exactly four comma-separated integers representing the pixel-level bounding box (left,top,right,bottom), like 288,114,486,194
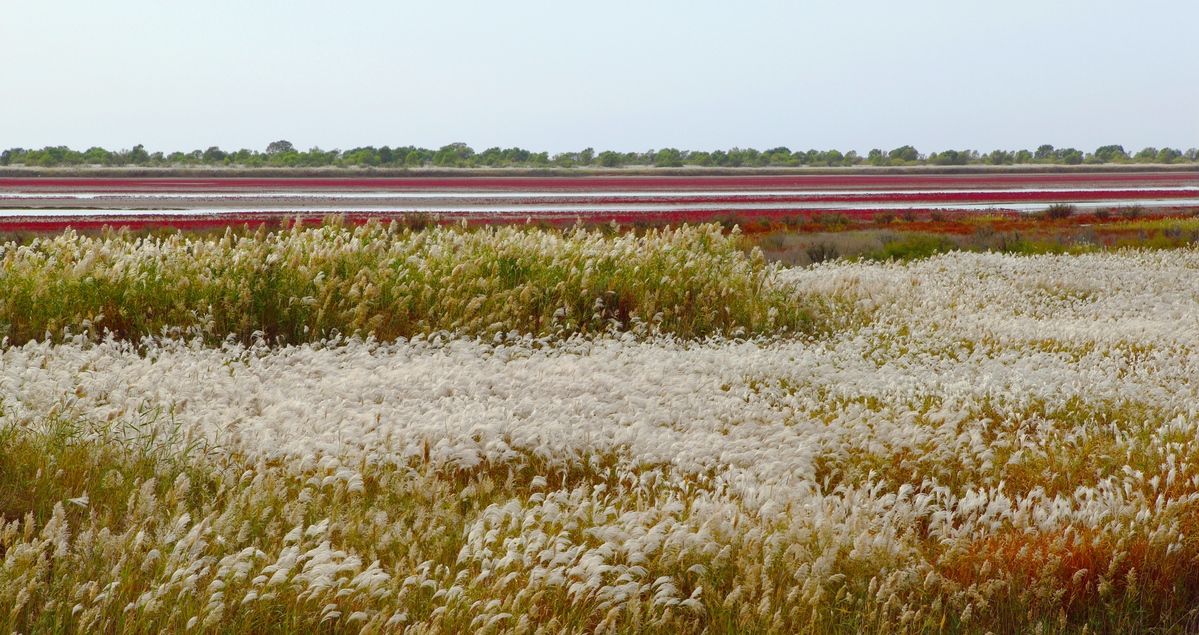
3,236,1199,632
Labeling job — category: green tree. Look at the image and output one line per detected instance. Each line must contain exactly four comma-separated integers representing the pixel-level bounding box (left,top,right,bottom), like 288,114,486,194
266,140,295,155
129,144,150,164
202,146,228,163
1157,147,1182,163
984,150,1013,165
654,148,684,167
764,146,797,166
1058,148,1083,165
342,147,381,166
818,149,846,166
1133,147,1159,162
597,151,624,167
929,149,969,166
82,147,113,165
433,142,475,167
888,145,919,163
1093,144,1128,162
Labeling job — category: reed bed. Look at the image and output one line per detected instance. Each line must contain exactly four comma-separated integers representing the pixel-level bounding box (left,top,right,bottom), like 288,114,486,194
3,231,1199,633
0,221,813,345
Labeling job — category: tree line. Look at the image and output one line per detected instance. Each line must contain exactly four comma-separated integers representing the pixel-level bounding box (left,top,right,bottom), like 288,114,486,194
2,141,1196,169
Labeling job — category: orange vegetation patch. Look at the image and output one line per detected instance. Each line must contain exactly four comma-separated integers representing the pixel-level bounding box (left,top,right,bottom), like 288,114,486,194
935,516,1199,618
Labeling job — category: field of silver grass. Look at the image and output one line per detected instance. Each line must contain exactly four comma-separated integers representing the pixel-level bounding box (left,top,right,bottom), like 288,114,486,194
3,225,1199,633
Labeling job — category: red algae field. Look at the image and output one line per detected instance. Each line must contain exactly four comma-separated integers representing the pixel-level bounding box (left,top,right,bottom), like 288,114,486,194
2,172,1197,231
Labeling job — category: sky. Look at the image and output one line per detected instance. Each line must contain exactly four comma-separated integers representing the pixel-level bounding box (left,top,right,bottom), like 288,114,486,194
2,0,1197,155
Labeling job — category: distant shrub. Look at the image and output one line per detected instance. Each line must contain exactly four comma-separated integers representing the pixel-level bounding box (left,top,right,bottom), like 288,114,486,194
867,234,956,261
742,218,774,233
1093,208,1111,221
757,232,788,251
713,214,743,231
805,242,840,263
929,211,949,223
815,213,850,228
1042,203,1076,220
972,224,996,241
399,211,440,231
1119,206,1144,220
873,212,896,225
901,210,919,223
1075,227,1100,246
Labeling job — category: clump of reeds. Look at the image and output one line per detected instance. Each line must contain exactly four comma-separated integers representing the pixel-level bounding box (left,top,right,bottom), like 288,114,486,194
0,221,816,344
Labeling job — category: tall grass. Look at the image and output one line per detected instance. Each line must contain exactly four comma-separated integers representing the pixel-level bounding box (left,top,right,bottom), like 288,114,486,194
0,221,814,344
9,235,1199,632
4,401,1199,633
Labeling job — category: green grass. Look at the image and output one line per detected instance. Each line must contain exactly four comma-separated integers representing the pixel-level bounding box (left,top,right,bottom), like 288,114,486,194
1108,216,1199,232
864,234,959,261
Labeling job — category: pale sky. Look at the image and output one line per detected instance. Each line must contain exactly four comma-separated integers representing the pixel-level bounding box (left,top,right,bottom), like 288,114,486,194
2,0,1196,154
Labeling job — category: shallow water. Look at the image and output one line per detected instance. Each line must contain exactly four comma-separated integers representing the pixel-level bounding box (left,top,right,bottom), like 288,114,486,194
3,198,1198,217
1,186,1197,200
